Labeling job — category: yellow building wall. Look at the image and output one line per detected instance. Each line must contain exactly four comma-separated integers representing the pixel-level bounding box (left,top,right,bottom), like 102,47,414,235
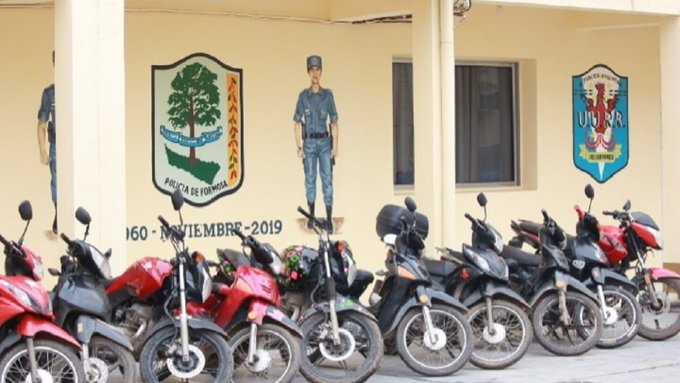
0,4,671,291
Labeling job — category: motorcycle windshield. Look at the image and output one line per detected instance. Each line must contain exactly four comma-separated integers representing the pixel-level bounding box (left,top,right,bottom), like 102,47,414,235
632,212,659,230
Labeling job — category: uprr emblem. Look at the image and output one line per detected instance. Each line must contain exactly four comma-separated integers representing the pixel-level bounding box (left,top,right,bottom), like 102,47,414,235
572,64,628,183
152,53,244,206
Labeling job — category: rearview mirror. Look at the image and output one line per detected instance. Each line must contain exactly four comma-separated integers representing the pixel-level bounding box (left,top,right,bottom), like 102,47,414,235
75,207,91,226
585,184,595,199
404,197,417,212
476,193,487,207
171,188,184,211
623,200,631,211
18,201,33,221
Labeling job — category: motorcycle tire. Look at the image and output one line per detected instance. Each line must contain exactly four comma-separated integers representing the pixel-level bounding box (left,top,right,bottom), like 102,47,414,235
89,336,137,383
596,286,641,348
396,303,473,376
532,291,603,356
139,327,233,382
0,339,86,383
637,278,680,341
300,311,382,383
467,300,533,369
229,323,301,383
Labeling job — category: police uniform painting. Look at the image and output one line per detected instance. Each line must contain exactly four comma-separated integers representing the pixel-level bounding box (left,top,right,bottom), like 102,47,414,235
37,50,57,235
293,55,339,232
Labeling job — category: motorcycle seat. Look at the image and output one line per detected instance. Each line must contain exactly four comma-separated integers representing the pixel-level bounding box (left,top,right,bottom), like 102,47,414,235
516,219,542,235
422,258,457,278
500,245,542,267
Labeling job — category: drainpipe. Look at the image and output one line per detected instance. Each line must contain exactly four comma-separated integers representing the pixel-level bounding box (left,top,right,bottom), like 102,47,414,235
440,0,456,246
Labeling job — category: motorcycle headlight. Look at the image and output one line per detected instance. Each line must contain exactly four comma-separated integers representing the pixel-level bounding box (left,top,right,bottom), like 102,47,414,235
33,257,44,281
0,280,34,311
201,266,213,303
469,250,491,273
491,226,504,254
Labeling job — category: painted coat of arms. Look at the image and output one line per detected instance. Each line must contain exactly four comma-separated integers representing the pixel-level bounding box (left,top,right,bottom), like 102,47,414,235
152,53,244,205
572,64,628,183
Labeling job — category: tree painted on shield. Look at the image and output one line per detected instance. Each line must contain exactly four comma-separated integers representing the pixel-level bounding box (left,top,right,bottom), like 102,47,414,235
167,62,220,165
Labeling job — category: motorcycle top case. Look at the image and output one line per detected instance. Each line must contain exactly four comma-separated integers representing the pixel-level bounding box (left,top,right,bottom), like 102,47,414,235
376,204,429,240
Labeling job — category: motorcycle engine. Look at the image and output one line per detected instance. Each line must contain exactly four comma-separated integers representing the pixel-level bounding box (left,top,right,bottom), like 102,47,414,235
113,303,154,352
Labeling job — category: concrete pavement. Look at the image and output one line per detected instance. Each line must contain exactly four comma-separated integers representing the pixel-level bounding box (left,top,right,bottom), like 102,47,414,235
363,335,680,383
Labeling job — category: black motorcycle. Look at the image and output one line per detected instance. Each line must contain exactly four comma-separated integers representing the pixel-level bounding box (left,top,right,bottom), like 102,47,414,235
369,197,473,376
49,207,136,383
276,207,383,383
509,185,642,348
425,193,532,369
501,209,603,356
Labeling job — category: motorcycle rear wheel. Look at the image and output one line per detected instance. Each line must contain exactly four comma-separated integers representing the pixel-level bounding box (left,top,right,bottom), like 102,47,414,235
532,291,603,356
637,278,680,341
0,339,86,383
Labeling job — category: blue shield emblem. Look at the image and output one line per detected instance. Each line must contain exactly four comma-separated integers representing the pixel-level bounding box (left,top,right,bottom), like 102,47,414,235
152,53,244,206
572,65,628,183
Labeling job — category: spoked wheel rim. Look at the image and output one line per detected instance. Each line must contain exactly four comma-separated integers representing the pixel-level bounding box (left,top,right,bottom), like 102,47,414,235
639,280,680,332
150,333,223,382
537,297,599,347
598,289,639,343
302,313,378,380
400,308,468,370
469,304,528,363
231,329,294,383
1,345,80,383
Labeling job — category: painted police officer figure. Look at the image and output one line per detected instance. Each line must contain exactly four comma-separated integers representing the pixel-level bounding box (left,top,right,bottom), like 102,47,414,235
293,55,338,232
37,50,57,235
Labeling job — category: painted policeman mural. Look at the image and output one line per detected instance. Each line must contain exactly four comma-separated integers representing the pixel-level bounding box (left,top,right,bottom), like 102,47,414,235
293,55,339,232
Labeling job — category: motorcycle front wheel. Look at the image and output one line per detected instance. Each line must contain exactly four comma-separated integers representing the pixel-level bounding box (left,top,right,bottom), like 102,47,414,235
532,291,603,356
0,339,86,383
637,278,680,341
467,300,532,369
596,286,641,348
229,323,301,383
139,327,233,382
300,311,382,383
396,304,473,376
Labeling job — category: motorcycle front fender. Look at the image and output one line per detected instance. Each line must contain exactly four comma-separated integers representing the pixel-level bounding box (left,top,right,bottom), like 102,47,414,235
649,267,680,281
17,314,81,350
299,295,376,325
381,285,467,337
529,272,599,308
462,280,530,310
149,317,229,339
250,301,302,337
584,268,638,293
75,315,133,351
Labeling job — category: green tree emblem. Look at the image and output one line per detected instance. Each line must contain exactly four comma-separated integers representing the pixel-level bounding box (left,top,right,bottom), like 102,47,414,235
167,62,220,165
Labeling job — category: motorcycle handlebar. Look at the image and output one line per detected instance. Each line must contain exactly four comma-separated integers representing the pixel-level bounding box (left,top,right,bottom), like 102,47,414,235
158,215,171,229
60,233,73,247
231,227,246,240
0,233,8,247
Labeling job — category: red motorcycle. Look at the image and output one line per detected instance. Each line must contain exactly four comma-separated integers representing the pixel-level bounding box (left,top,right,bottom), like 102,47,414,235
188,228,302,383
0,201,85,382
104,189,233,382
598,199,680,340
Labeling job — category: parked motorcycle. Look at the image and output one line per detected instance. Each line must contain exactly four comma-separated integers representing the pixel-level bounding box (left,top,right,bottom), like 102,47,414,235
599,198,680,340
369,197,473,376
105,189,233,382
277,207,383,383
44,206,136,383
509,185,641,348
187,227,301,383
501,209,604,356
0,201,86,382
425,193,532,369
